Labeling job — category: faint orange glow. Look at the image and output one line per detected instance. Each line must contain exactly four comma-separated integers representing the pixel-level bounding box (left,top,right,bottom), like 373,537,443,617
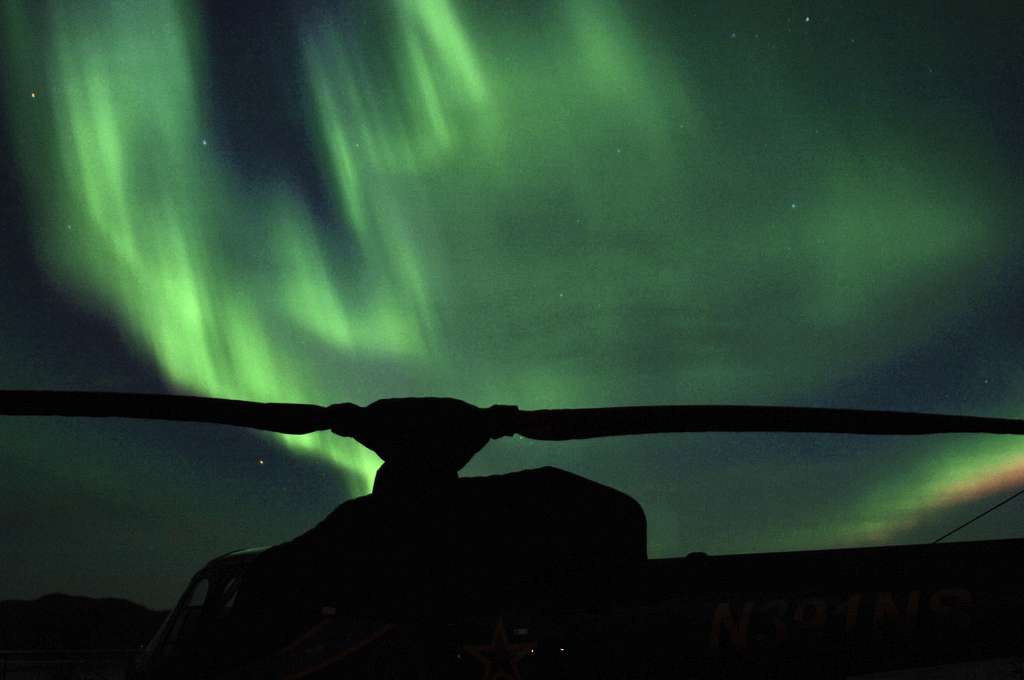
933,456,1024,509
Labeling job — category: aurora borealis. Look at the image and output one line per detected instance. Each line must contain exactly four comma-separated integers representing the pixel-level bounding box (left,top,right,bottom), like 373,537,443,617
2,1,1023,608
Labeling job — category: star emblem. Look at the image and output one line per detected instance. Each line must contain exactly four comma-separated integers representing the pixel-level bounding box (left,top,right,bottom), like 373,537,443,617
464,619,534,680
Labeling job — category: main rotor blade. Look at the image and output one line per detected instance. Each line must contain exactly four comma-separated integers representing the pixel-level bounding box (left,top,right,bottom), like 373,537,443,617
512,405,1024,440
0,390,331,435
4,392,1024,444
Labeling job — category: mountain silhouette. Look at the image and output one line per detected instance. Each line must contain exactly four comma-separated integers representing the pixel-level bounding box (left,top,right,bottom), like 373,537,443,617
0,593,167,650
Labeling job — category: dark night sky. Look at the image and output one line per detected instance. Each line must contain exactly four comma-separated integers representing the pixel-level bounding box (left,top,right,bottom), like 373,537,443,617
2,1,1024,609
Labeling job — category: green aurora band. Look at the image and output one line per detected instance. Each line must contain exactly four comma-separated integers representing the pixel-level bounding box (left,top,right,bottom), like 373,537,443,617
3,0,1020,551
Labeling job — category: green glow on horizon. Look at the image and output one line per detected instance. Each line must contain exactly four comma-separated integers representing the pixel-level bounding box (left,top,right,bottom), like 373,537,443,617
2,0,1016,548
835,437,1024,545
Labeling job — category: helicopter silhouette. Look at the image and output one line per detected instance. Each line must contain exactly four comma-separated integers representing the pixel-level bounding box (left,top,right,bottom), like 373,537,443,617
5,389,1024,679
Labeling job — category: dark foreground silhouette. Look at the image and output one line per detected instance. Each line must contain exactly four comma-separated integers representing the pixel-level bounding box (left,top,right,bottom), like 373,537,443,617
7,392,1024,677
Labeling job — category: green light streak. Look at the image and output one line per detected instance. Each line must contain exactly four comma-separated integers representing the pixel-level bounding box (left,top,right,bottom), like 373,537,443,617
297,0,1008,544
2,1,1014,545
301,0,994,408
3,1,451,494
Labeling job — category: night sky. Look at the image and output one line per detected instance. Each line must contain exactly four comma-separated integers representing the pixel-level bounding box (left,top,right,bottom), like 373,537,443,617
2,1,1023,609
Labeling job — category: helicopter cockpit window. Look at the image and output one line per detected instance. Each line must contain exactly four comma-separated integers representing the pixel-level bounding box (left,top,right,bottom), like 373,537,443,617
161,577,210,657
215,577,241,619
187,578,209,606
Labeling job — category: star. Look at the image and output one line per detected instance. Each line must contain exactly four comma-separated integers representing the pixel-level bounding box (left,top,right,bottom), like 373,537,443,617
464,619,534,680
